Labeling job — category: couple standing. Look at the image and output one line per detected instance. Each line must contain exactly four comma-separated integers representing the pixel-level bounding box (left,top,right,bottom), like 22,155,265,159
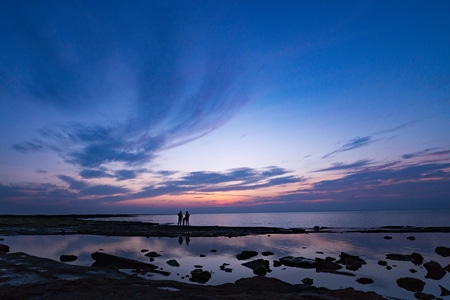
177,210,190,226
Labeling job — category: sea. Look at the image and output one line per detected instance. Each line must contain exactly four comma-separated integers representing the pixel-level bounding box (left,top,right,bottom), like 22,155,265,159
88,209,450,229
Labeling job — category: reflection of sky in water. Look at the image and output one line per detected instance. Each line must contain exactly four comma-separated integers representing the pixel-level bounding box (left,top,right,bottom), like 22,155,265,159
2,233,449,299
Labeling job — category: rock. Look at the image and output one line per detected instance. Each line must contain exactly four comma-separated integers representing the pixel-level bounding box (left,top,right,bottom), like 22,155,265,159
356,277,373,284
242,259,270,276
279,256,316,269
261,251,274,256
396,277,425,292
220,263,232,272
414,292,435,300
59,255,77,262
236,250,258,260
315,257,342,272
166,259,180,267
337,252,366,271
210,249,217,253
410,269,417,273
410,252,424,265
440,285,450,296
378,260,387,266
0,244,10,253
189,269,211,283
407,236,416,241
200,254,206,257
384,236,392,240
302,278,313,285
386,253,411,261
144,251,161,258
423,261,446,280
194,265,203,268
273,260,282,267
140,249,149,253
436,246,450,257
445,264,450,272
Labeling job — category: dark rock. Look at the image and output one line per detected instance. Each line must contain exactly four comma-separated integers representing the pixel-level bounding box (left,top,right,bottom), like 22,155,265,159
166,259,180,267
407,236,416,241
242,259,270,276
410,252,424,265
386,266,392,270
194,265,203,268
210,249,217,252
436,246,450,257
313,226,320,232
384,236,392,240
140,249,149,253
302,278,313,285
236,250,258,260
315,257,342,272
386,253,411,261
279,256,316,269
414,292,435,300
410,269,417,273
220,263,232,272
337,252,366,271
445,264,450,272
440,285,450,296
378,260,387,266
189,269,211,283
59,255,77,262
144,251,161,258
200,254,206,257
356,277,373,284
396,277,425,292
423,261,446,280
273,260,282,267
0,244,10,253
261,251,274,256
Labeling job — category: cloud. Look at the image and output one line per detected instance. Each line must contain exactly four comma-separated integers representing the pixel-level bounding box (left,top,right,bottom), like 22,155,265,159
79,169,113,179
322,136,372,158
57,175,129,196
6,2,248,169
315,159,372,172
402,148,448,159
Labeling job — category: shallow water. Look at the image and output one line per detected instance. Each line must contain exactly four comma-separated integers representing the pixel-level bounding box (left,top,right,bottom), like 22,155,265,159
2,232,449,299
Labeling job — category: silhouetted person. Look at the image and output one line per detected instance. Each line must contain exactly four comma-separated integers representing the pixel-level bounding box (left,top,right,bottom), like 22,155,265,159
185,211,190,226
177,211,183,226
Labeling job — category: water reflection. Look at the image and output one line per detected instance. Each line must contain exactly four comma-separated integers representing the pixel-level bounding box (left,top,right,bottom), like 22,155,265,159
2,232,449,299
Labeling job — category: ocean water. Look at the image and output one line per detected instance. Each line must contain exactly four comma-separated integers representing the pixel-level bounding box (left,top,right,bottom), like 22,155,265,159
91,209,450,229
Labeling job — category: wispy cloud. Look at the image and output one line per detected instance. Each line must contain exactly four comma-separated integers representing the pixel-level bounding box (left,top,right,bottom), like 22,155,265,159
315,159,372,172
322,136,372,159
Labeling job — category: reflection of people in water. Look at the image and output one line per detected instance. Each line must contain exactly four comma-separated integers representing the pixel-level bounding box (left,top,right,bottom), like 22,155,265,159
185,236,190,245
177,211,183,226
185,211,190,226
178,236,190,245
178,236,183,245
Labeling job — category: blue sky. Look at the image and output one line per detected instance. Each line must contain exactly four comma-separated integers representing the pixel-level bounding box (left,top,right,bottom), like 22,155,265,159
1,0,449,214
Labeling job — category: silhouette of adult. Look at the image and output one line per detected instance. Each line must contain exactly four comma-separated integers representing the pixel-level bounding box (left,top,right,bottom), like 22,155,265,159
177,211,183,226
185,211,190,226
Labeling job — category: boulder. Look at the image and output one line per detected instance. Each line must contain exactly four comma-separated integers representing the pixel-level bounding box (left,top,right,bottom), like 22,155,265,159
423,261,446,280
166,259,180,267
189,269,211,283
91,251,168,275
386,253,411,261
445,264,450,272
144,251,161,258
406,236,416,241
59,255,77,262
414,292,435,300
435,246,450,257
261,251,274,256
302,278,313,285
378,260,388,266
220,263,232,273
279,256,316,269
337,252,366,271
0,244,10,253
396,277,425,292
242,259,270,276
440,285,450,296
315,257,342,272
236,250,258,260
410,252,424,266
356,277,373,284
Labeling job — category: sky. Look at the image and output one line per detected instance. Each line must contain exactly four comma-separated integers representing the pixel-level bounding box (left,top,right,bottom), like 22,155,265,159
1,0,449,214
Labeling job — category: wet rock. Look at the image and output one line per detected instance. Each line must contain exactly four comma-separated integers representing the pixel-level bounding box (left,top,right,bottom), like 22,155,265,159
414,292,435,300
407,236,416,241
440,285,450,296
279,256,316,269
59,255,77,262
189,269,211,283
236,250,258,260
445,264,450,272
384,236,392,240
378,260,387,266
302,278,313,285
140,249,149,253
315,257,342,272
423,261,446,280
356,277,373,284
262,251,274,256
242,259,270,276
386,253,411,261
194,265,203,268
436,246,450,257
410,269,417,273
410,252,424,265
273,260,282,267
337,252,366,271
144,251,161,258
0,244,10,253
166,259,180,267
200,254,206,257
220,263,232,272
396,277,425,292
210,249,217,253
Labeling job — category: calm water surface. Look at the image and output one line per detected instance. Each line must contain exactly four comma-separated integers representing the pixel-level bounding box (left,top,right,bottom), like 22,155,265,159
3,231,450,299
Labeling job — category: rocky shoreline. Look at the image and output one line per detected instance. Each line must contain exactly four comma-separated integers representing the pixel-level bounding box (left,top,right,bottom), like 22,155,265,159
1,215,449,299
